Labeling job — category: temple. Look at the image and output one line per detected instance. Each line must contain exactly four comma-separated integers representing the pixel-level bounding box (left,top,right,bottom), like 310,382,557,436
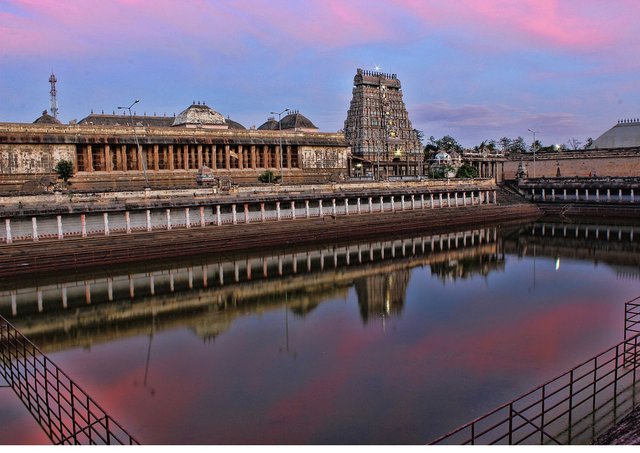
344,68,423,178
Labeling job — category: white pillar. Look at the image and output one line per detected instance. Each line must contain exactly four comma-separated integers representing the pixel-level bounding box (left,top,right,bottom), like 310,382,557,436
57,215,63,240
619,189,623,201
103,212,110,236
81,214,87,237
319,199,323,216
344,199,349,215
421,194,425,209
400,195,405,210
575,189,579,201
276,201,281,220
431,194,435,208
357,198,361,214
232,204,237,224
541,189,546,201
216,205,221,225
185,207,191,228
260,203,266,222
244,204,250,223
462,192,467,206
391,196,395,212
332,199,337,216
596,189,600,202
379,196,384,212
368,197,373,212
125,211,131,234
146,209,152,232
200,206,206,227
563,189,567,200
305,200,310,218
446,192,451,207
5,219,12,244
551,189,555,201
291,201,296,219
166,209,172,230
632,189,635,203
493,190,497,204
411,194,415,210
607,189,611,201
32,217,39,242
454,192,459,207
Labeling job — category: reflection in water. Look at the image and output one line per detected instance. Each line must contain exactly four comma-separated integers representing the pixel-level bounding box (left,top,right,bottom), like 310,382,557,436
1,219,639,444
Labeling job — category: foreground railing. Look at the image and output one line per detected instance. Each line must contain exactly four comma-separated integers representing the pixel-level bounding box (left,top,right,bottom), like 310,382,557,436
431,296,640,445
0,316,139,444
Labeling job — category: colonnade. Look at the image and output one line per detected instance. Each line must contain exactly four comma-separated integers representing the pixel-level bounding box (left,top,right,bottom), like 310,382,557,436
1,189,498,244
530,187,638,203
77,143,299,172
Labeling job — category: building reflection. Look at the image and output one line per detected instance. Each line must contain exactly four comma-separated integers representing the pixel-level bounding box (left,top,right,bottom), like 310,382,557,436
3,220,638,354
355,270,411,324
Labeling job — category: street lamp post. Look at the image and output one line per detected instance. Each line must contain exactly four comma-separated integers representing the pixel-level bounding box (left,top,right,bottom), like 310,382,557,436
528,128,540,178
118,99,149,188
270,109,290,183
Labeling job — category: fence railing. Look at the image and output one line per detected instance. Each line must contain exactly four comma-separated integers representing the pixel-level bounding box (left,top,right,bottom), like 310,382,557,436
0,316,139,445
430,296,640,445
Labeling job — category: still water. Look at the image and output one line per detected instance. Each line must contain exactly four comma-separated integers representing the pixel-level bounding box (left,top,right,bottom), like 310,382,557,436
0,219,639,444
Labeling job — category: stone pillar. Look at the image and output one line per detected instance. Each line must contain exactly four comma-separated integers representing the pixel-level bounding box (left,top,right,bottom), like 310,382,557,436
319,199,323,216
596,189,600,201
103,212,110,236
357,198,361,214
125,211,131,234
446,192,451,207
154,145,160,171
244,203,250,223
563,189,567,200
454,192,459,207
462,192,467,206
216,205,222,225
146,209,152,232
232,204,237,224
541,189,546,201
493,190,497,204
619,189,623,201
421,194,425,209
225,145,231,170
86,145,94,172
632,189,635,202
251,145,257,169
607,189,611,201
185,207,191,228
200,206,205,227
166,209,172,230
286,145,292,169
291,201,296,219
332,199,337,216
237,145,244,170
344,199,349,215
379,196,384,212
105,145,112,172
168,145,174,170
305,200,310,218
276,201,281,220
411,195,415,210
57,215,63,240
260,203,265,222
368,197,373,212
575,189,579,201
551,189,555,201
585,189,589,201
211,145,217,170
197,144,203,169
391,196,395,212
438,193,443,207
400,195,405,210
431,194,435,208
471,192,475,205
81,214,87,237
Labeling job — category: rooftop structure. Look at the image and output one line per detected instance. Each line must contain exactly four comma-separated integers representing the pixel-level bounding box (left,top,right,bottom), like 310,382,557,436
591,118,640,149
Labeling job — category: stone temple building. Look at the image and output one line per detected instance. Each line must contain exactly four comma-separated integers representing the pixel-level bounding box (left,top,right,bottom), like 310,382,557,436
0,102,349,192
344,69,423,178
591,118,640,149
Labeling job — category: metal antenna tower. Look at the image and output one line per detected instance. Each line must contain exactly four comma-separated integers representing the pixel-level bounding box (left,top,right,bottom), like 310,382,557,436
49,72,58,119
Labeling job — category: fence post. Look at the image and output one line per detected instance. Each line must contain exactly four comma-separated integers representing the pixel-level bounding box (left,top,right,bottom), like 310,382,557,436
5,218,11,244
146,209,151,232
57,215,63,240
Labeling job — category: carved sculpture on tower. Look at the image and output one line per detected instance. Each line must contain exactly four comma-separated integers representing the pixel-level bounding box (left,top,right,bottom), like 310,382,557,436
344,68,423,179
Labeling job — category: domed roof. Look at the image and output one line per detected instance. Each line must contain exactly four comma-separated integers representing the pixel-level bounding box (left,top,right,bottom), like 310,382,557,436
225,117,246,130
172,102,226,127
434,151,451,161
279,110,318,131
257,117,279,131
33,110,61,125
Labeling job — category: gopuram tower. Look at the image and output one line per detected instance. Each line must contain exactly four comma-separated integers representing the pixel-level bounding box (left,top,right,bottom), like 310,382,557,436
344,68,423,179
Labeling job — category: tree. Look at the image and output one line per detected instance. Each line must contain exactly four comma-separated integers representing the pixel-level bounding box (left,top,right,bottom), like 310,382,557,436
427,135,462,152
258,170,279,183
509,136,527,153
53,159,74,186
499,137,512,152
414,129,424,146
567,138,582,151
583,137,593,149
456,163,478,178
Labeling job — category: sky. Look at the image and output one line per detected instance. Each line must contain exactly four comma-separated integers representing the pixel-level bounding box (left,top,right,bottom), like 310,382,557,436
1,0,640,148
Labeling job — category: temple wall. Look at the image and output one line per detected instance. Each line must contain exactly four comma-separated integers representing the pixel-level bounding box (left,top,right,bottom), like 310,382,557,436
300,146,349,169
0,144,75,175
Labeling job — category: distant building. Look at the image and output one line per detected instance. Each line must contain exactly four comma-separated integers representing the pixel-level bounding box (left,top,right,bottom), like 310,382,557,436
591,118,640,149
344,68,423,178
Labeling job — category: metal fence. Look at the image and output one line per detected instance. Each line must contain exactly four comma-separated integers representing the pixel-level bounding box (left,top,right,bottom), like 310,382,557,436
0,315,139,445
431,296,640,445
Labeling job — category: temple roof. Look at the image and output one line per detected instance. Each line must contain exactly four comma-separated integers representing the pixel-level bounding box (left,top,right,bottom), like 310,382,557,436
279,110,318,131
225,117,246,130
172,102,227,128
33,110,61,125
78,113,173,127
592,119,640,149
257,117,279,130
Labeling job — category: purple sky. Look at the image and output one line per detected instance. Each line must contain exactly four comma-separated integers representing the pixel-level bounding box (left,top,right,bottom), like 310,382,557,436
1,0,639,148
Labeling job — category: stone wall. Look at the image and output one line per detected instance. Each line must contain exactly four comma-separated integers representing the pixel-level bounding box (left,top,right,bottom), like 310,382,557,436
0,144,75,175
503,149,640,179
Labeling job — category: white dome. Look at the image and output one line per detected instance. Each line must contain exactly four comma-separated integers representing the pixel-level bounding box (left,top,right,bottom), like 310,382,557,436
172,102,226,127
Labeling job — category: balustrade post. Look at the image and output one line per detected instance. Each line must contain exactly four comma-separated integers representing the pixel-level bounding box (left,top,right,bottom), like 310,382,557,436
81,213,87,237
400,195,405,210
185,208,190,229
619,189,623,202
5,218,11,244
291,201,296,219
454,192,459,207
103,212,110,236
216,205,221,225
166,209,172,230
200,206,205,227
462,192,466,206
31,217,38,242
357,198,361,214
276,201,281,221
551,188,555,201
125,211,131,234
411,194,415,210
344,198,349,215
421,194,425,209
260,203,265,222
146,209,152,232
305,200,310,218
391,196,395,212
379,196,384,212
57,215,63,240
493,190,497,204
368,197,373,212
318,199,323,217
244,203,250,223
332,199,337,216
